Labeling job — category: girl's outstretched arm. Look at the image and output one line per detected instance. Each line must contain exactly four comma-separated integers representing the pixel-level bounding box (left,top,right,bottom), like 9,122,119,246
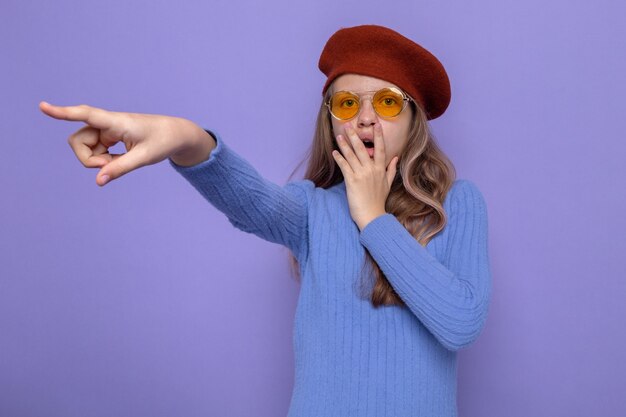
40,101,311,261
359,180,492,352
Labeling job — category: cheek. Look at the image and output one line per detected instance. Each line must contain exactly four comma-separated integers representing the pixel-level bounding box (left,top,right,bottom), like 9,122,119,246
331,120,343,139
381,124,409,152
394,117,412,144
380,123,398,142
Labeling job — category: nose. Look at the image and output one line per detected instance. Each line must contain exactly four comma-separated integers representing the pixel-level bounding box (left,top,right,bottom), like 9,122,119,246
356,98,378,128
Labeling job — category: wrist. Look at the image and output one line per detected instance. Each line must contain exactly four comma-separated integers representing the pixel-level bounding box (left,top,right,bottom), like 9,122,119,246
170,120,216,167
356,211,387,232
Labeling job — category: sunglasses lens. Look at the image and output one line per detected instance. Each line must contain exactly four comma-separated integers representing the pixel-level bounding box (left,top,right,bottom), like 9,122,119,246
330,92,360,120
373,88,405,118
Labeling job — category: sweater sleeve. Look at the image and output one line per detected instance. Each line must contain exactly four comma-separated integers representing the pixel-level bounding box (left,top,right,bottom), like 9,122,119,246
168,130,313,262
358,180,492,351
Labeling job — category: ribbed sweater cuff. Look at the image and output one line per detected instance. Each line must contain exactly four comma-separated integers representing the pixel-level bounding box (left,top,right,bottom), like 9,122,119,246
168,129,225,176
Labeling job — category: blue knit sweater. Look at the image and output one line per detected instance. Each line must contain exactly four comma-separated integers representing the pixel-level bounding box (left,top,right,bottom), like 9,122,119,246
169,132,492,417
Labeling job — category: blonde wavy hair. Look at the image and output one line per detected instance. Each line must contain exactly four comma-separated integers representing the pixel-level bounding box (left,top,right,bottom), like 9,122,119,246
286,87,456,308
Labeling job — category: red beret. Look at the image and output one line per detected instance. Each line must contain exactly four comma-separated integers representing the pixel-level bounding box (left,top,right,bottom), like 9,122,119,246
318,25,451,120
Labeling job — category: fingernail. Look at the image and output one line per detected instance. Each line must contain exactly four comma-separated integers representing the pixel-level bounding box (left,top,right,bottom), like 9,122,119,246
101,175,110,185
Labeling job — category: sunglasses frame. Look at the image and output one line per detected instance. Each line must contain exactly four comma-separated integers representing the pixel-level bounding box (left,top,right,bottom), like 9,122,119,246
325,87,413,121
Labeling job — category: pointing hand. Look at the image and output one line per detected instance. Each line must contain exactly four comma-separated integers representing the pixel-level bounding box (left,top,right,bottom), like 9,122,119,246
39,101,212,186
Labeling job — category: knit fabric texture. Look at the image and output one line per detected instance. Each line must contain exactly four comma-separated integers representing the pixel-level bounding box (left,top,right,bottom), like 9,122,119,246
168,131,492,417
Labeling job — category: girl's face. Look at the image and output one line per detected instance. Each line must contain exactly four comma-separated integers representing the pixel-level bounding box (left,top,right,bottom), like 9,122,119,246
330,73,413,168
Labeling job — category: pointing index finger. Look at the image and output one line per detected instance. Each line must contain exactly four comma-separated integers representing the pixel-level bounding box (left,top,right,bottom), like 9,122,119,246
39,101,110,129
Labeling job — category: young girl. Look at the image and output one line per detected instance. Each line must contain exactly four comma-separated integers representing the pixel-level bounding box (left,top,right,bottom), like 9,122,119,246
40,24,491,417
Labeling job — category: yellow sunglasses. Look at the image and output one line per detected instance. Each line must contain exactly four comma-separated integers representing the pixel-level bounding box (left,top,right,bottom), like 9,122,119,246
326,87,412,120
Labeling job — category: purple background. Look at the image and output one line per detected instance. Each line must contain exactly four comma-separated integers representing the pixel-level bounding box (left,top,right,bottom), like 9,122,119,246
2,1,625,416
